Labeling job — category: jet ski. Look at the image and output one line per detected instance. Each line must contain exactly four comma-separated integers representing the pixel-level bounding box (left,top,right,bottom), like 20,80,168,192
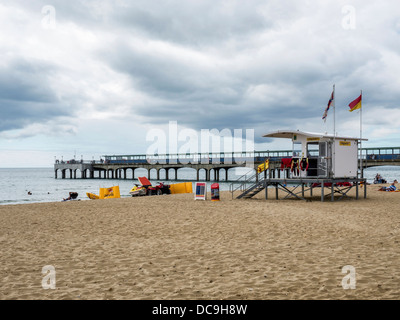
129,184,147,197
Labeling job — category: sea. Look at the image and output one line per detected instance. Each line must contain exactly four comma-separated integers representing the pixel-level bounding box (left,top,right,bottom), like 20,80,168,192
1,166,399,206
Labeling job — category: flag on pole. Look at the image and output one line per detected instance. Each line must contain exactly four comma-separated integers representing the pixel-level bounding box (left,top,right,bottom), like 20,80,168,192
348,94,362,112
322,90,334,122
257,159,269,173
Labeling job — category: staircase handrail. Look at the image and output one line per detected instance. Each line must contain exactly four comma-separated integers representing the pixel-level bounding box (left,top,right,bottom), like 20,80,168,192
229,170,260,198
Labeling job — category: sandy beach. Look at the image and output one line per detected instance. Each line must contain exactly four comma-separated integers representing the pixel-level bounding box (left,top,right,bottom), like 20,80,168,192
0,185,399,300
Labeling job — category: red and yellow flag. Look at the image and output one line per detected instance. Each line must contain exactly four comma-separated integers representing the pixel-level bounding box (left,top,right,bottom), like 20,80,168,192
349,94,362,112
257,159,269,173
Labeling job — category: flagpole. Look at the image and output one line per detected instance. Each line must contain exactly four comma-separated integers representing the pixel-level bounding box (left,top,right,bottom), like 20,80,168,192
333,84,336,178
360,90,363,178
333,84,336,137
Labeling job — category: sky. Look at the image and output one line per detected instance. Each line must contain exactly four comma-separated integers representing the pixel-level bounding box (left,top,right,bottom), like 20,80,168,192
1,0,400,167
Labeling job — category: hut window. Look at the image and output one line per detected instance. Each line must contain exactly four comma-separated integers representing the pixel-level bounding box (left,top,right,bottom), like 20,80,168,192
293,142,302,157
307,143,319,157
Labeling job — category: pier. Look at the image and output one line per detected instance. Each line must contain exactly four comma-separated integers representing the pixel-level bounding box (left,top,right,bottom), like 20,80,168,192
54,146,400,181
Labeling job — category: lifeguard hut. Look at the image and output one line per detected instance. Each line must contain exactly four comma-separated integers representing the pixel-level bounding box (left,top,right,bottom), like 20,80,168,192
236,130,368,202
263,130,367,179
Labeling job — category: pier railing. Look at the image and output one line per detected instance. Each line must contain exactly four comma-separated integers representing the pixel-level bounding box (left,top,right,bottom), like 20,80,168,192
55,146,400,165
55,159,105,165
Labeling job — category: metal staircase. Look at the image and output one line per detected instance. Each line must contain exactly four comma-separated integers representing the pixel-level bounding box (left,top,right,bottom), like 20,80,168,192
236,179,266,199
230,170,266,199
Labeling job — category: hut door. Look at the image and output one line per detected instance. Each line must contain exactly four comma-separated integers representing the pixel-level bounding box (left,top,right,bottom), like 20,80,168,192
318,142,329,177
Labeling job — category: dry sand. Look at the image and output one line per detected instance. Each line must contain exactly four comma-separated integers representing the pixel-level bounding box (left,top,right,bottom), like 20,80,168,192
0,184,399,300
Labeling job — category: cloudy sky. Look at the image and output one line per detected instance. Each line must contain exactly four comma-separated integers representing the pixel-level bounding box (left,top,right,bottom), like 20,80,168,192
1,0,399,167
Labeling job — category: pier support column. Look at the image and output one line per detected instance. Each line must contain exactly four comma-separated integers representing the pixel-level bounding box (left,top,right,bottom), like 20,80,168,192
148,169,151,179
70,169,73,179
165,169,169,180
175,168,178,180
157,169,160,180
123,168,127,179
206,169,210,181
225,169,229,181
197,169,200,181
62,170,66,179
55,170,58,179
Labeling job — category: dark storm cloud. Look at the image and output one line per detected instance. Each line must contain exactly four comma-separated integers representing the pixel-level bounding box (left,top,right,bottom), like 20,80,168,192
24,0,272,44
0,59,56,102
111,1,272,46
2,0,400,145
0,58,69,132
100,34,336,132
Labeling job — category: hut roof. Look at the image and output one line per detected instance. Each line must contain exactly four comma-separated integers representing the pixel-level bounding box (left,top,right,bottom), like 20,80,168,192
262,130,368,141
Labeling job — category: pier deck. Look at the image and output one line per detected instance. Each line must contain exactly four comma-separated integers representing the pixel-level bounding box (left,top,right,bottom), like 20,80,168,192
54,147,400,181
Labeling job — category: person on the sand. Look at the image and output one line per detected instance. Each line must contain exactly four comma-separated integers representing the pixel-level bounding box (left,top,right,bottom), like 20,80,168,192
379,180,397,192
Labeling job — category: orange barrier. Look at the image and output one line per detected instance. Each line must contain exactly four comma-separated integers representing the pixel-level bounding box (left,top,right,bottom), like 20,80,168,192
170,182,193,194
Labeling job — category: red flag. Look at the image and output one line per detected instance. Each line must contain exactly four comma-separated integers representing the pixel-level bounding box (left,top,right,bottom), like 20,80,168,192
349,94,362,112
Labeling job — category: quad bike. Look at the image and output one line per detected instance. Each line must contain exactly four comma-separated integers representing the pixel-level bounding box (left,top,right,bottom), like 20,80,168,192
145,182,171,196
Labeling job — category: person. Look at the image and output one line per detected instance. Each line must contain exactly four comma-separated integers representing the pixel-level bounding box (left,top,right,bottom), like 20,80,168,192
63,192,79,201
374,173,387,184
379,180,397,192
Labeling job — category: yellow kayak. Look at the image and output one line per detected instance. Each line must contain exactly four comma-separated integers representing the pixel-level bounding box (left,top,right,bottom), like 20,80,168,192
86,192,100,200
